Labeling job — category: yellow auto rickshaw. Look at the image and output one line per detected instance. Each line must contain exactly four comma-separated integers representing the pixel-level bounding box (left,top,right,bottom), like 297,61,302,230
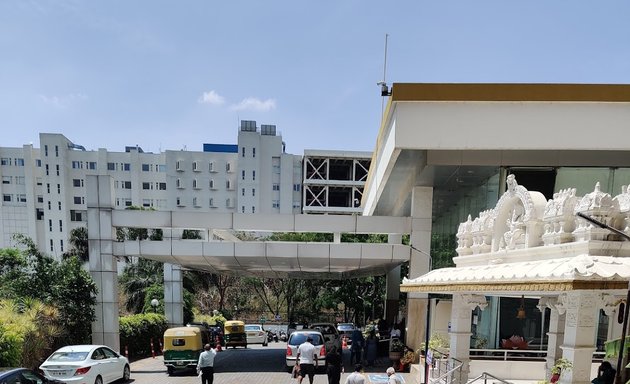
223,320,247,348
163,326,211,374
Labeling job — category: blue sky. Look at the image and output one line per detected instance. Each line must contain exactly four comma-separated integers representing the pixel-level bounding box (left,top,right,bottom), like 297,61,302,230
1,1,629,155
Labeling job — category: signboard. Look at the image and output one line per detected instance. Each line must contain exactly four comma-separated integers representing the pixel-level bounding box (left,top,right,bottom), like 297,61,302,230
260,317,267,323
367,374,405,383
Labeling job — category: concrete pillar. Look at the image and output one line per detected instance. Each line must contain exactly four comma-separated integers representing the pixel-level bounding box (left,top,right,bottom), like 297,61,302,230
385,234,403,326
540,297,566,377
407,186,433,351
87,175,120,351
449,294,487,384
559,291,599,384
164,263,184,327
333,232,341,243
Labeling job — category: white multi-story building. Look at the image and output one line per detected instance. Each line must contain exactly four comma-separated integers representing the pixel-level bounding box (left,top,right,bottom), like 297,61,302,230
0,120,303,257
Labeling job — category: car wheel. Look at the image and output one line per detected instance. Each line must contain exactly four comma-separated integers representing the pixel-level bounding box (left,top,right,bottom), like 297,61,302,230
122,364,131,381
94,375,103,384
167,366,174,375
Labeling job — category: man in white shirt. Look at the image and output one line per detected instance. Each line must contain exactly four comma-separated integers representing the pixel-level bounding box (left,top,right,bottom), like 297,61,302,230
387,366,402,384
345,364,366,384
296,336,318,384
196,343,217,384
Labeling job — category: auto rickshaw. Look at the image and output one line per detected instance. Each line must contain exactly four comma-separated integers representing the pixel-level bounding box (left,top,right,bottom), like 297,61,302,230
223,320,247,348
163,326,211,374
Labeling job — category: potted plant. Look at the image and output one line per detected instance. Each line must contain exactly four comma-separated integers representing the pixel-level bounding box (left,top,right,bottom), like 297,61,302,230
550,358,573,383
389,338,405,361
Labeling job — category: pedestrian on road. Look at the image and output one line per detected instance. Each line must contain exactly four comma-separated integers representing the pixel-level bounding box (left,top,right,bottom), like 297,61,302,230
365,330,378,367
350,327,364,365
386,367,401,384
344,364,365,384
325,345,343,384
196,343,217,384
296,336,318,384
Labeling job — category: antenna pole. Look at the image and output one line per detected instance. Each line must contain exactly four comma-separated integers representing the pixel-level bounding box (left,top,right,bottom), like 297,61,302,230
382,33,388,83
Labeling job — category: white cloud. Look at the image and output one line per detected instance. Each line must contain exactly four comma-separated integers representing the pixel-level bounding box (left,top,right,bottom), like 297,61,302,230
230,97,276,112
198,90,225,106
38,93,87,108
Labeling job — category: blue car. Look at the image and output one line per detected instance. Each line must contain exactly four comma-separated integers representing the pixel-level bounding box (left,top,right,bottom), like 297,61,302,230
0,367,64,384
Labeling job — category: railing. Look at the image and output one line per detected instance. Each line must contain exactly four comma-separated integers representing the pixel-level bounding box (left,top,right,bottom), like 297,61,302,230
468,349,607,361
429,349,464,384
466,372,513,384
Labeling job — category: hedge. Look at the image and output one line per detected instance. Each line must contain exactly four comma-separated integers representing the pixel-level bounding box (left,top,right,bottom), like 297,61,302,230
119,313,168,359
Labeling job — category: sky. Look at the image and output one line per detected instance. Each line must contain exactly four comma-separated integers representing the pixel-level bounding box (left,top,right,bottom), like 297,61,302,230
1,1,630,156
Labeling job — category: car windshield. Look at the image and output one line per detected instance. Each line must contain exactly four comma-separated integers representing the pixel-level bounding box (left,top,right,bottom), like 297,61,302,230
338,324,354,330
245,325,261,331
289,333,323,346
48,351,89,362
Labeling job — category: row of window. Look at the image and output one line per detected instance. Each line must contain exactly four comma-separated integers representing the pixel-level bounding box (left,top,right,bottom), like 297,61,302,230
241,147,256,158
241,170,256,181
2,176,26,185
0,157,25,166
43,144,59,158
176,160,233,173
50,239,63,252
142,163,167,172
177,197,234,208
72,161,97,170
3,194,27,203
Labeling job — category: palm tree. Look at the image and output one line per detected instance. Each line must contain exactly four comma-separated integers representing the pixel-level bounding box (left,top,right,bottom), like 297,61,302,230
119,259,164,313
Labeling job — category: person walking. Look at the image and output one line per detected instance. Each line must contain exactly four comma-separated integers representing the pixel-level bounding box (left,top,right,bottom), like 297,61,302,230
365,330,378,367
325,345,343,384
350,327,364,365
297,336,318,384
345,364,366,384
196,343,217,384
386,367,402,384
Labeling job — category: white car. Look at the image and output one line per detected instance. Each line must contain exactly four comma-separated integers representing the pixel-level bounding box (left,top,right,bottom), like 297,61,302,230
285,330,326,372
245,324,268,346
40,345,130,384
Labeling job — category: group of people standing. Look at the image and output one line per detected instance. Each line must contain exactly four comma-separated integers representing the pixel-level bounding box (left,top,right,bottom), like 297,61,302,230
349,327,379,367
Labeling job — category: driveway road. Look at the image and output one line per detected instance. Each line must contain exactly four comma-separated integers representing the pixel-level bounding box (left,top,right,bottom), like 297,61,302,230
129,342,413,384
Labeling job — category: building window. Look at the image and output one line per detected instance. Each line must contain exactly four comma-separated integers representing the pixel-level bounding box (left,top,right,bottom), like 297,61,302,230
226,162,232,172
48,201,51,210
16,158,24,166
193,161,199,171
88,161,97,170
242,206,245,213
37,195,43,203
45,164,49,175
60,239,64,252
74,196,84,204
1,158,11,165
107,162,116,171
55,145,59,157
16,194,25,203
2,176,10,184
142,164,151,172
226,198,232,207
58,201,61,210
176,197,183,206
3,194,12,202
252,171,256,181
176,160,183,171
50,239,53,251
122,181,132,189
226,180,232,189
242,170,245,180
193,197,199,207
176,178,183,189
193,179,199,189
15,176,25,185
252,188,256,196
121,163,130,171
209,179,215,189
293,184,301,191
242,147,245,157
59,220,63,232
73,179,83,187
36,208,44,220
72,161,82,169
36,159,41,167
272,200,280,208
44,145,48,157
47,183,50,193
273,184,280,191
158,164,166,172
242,188,245,196
142,182,152,190
252,206,255,213
48,219,52,232
209,198,214,207
143,199,152,207
209,162,215,172
36,177,42,186
157,182,166,190
253,148,256,158
70,210,83,222
56,164,60,176
57,184,61,194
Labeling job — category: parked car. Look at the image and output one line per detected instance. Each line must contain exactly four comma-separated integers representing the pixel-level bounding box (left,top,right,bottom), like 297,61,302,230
285,330,326,372
310,322,341,351
337,322,355,344
245,324,268,346
0,368,64,384
40,345,130,384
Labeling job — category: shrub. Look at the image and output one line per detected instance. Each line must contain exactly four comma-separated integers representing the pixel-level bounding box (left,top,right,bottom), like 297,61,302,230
0,323,22,367
119,313,168,359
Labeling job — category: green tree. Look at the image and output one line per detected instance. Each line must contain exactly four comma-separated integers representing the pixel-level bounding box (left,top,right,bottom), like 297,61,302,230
63,227,89,262
119,259,163,313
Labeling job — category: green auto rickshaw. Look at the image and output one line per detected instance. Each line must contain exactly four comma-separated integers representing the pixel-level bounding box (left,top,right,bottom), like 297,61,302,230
163,326,211,374
223,320,247,348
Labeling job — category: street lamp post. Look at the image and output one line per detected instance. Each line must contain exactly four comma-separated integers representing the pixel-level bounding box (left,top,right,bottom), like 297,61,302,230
151,298,159,313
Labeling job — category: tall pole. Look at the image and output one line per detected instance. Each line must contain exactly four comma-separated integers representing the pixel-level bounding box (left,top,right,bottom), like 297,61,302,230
425,295,432,384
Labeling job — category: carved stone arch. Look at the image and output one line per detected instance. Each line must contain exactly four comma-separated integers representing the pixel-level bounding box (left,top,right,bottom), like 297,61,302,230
491,175,548,251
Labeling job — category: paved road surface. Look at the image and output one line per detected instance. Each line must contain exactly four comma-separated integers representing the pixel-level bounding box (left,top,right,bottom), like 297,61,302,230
129,342,413,384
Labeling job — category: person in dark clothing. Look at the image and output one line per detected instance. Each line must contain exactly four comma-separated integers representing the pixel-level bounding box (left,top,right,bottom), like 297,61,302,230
592,361,615,384
350,327,365,365
325,345,343,384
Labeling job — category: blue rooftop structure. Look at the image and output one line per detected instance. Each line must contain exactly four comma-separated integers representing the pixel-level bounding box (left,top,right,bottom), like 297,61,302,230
203,143,238,153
